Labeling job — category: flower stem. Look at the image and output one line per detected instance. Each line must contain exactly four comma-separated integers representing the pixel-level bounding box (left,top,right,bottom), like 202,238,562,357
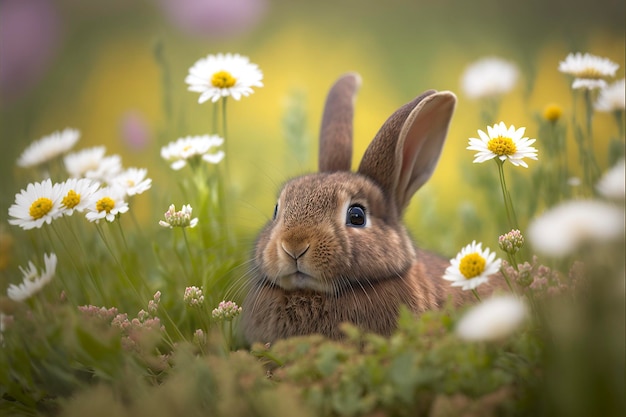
495,159,519,231
181,227,198,279
471,288,482,302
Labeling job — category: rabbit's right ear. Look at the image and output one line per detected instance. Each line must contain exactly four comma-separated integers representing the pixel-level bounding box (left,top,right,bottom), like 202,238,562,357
318,73,362,172
358,90,457,214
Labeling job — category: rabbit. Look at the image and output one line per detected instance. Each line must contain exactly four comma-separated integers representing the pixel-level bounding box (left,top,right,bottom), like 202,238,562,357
242,73,493,344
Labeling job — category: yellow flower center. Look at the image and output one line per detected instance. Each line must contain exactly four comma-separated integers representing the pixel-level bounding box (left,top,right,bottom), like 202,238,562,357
543,104,562,122
29,197,53,219
96,197,115,213
459,253,486,279
62,189,81,209
574,68,604,79
487,136,517,156
126,179,135,187
211,70,236,88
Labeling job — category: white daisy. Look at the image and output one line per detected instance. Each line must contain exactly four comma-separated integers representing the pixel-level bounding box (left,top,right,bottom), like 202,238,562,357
8,179,63,230
456,295,527,342
161,135,225,170
58,178,101,215
64,146,106,178
185,53,264,104
85,186,129,223
443,241,502,291
84,154,123,183
110,167,152,196
467,122,538,168
594,78,625,112
558,52,619,90
7,253,57,302
527,200,625,257
460,57,519,99
596,159,625,200
159,204,199,228
17,128,80,168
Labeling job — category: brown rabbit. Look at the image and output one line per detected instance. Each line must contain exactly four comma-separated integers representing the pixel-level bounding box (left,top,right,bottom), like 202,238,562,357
242,73,486,344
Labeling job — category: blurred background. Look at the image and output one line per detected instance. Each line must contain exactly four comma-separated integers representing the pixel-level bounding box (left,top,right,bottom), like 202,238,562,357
1,0,624,254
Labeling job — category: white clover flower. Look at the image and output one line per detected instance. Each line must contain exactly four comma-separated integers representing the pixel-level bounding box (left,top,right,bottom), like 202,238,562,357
528,200,625,257
160,135,224,170
498,229,525,254
7,253,58,302
184,286,204,307
64,146,107,178
558,52,619,90
594,78,625,112
85,186,129,223
58,178,101,216
443,241,502,291
456,295,527,342
17,128,80,168
596,159,625,200
185,53,263,104
212,300,242,321
467,121,538,168
8,179,64,230
110,167,152,196
460,57,519,99
159,204,198,228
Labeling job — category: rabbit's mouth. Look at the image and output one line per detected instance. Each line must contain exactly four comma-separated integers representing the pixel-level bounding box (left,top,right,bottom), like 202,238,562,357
273,271,331,292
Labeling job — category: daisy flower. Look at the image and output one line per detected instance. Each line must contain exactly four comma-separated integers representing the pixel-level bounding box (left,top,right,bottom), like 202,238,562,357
468,122,538,168
17,128,80,168
527,200,625,257
558,52,619,90
594,78,625,112
58,178,101,215
456,295,527,342
8,179,63,230
460,57,519,99
443,241,502,291
596,158,625,200
110,167,152,196
161,135,225,170
64,146,106,178
84,154,123,183
85,186,129,223
7,253,57,302
185,53,263,104
159,204,199,228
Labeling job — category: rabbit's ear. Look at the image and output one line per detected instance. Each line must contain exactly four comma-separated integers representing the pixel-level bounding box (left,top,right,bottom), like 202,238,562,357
318,73,361,172
358,90,456,214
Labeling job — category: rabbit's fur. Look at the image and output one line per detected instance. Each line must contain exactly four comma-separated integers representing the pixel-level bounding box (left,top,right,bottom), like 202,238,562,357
242,73,483,344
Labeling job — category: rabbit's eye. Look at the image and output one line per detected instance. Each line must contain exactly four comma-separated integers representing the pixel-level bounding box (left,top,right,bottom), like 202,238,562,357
346,204,366,227
273,203,279,220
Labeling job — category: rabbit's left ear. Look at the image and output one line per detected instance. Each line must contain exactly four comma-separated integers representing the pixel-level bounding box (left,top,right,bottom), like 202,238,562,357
358,91,457,214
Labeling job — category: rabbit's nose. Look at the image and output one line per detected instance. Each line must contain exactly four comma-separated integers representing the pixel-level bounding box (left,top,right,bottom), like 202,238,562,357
281,241,310,260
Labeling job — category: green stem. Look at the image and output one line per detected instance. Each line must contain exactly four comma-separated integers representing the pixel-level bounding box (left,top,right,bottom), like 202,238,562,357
583,89,601,189
181,227,198,280
471,288,482,302
495,159,519,231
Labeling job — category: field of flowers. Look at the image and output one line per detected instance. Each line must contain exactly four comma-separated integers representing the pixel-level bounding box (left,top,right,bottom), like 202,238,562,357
1,1,624,416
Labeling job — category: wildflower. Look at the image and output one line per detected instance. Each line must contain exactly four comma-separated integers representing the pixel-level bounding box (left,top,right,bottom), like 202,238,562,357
78,305,119,322
443,241,502,291
64,146,106,178
160,135,224,170
17,128,80,168
83,154,123,182
596,158,625,200
7,253,57,302
58,178,100,215
212,300,242,321
8,179,63,230
594,78,625,112
184,286,204,307
498,229,525,254
467,121,538,168
159,204,199,228
460,57,519,99
185,52,263,104
456,295,527,342
193,328,207,346
110,167,152,196
558,52,619,90
148,291,161,315
527,200,625,257
85,186,129,223
543,103,563,123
